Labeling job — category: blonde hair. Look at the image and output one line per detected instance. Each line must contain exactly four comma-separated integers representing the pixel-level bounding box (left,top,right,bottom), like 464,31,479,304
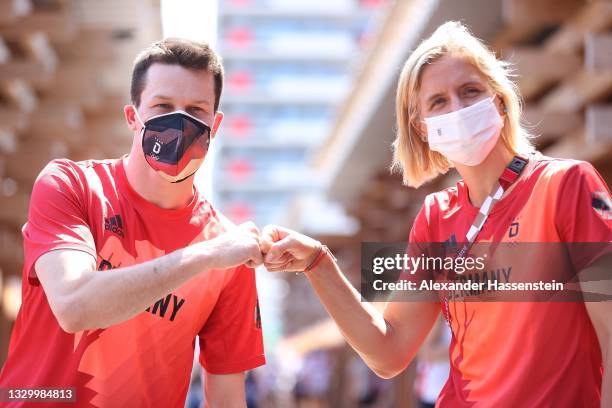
391,21,534,188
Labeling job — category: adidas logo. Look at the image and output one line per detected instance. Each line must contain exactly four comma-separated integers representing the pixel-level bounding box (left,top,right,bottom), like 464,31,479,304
443,233,457,248
104,214,125,237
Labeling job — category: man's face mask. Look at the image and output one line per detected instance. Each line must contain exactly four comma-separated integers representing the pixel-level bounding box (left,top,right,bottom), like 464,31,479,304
134,108,212,183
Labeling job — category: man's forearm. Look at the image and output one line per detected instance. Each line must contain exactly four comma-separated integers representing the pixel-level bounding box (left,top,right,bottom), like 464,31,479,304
38,222,262,333
205,373,246,408
54,240,216,332
602,351,611,408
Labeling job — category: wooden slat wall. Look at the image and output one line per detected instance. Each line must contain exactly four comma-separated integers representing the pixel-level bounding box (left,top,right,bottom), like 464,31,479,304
0,0,161,363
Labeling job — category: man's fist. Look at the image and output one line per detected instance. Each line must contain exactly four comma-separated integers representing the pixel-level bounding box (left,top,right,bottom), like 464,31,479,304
207,221,264,270
260,225,322,272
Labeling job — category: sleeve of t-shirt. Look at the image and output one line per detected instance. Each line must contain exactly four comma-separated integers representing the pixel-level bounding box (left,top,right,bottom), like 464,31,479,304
198,265,265,374
555,161,612,270
407,201,433,273
409,200,431,244
23,159,96,285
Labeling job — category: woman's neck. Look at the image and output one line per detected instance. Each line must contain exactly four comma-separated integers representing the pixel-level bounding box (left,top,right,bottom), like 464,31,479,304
455,144,515,208
123,148,195,210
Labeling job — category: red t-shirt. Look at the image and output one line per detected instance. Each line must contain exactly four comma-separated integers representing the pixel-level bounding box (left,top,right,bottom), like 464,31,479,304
409,155,611,407
0,157,265,407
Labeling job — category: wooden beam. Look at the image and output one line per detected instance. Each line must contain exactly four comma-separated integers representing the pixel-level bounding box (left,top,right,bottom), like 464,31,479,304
586,105,612,145
0,226,23,269
0,106,27,132
493,0,585,50
0,259,24,282
0,58,54,88
523,108,583,141
71,142,130,160
504,47,582,80
503,47,582,99
492,24,542,51
4,138,68,184
0,36,10,64
54,28,120,62
502,0,584,27
42,64,106,111
69,148,108,162
545,1,612,54
0,9,78,45
0,128,17,154
25,100,83,145
0,79,37,112
540,70,612,112
20,31,57,71
585,33,612,71
0,192,28,228
84,118,131,142
0,0,32,26
544,128,612,162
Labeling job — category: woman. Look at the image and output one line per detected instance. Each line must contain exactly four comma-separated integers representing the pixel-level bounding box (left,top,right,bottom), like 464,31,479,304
261,22,611,406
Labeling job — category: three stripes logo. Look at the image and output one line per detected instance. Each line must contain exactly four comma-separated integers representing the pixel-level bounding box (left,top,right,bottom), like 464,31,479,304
104,214,125,237
442,233,457,257
443,233,457,248
591,191,611,220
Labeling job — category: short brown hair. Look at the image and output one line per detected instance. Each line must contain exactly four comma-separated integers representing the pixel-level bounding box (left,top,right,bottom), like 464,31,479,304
130,38,224,111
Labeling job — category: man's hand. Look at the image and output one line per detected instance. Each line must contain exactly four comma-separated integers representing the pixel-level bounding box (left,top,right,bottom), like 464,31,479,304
207,221,264,270
260,225,321,272
36,221,266,333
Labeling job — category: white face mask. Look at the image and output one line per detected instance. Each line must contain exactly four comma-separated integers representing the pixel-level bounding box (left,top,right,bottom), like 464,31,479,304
424,96,503,166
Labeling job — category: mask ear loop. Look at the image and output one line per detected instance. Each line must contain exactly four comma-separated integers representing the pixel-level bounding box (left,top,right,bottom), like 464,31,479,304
419,124,428,143
417,114,428,143
133,106,146,135
492,94,508,114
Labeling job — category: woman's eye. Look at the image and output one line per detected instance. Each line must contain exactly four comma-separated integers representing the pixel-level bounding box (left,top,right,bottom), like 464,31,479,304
464,88,481,96
431,98,445,109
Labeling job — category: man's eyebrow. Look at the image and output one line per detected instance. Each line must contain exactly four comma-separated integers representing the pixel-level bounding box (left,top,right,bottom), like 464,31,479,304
190,100,212,106
150,95,212,106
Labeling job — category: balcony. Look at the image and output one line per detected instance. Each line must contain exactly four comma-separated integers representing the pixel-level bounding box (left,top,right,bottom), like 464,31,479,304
219,28,358,61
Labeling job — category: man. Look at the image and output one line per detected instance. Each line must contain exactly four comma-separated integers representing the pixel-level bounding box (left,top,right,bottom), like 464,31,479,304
0,38,265,407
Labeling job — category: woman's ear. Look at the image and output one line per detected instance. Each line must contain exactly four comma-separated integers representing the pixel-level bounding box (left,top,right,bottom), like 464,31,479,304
495,95,507,116
418,120,428,142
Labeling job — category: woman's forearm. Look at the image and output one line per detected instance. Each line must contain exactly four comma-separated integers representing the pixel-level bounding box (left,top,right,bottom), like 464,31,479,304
304,255,404,377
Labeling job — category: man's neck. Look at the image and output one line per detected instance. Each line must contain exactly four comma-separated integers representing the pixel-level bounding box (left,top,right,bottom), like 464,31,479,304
455,144,515,208
123,151,195,210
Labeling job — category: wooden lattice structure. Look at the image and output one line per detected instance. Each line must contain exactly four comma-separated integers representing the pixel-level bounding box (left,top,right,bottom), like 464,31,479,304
0,0,162,363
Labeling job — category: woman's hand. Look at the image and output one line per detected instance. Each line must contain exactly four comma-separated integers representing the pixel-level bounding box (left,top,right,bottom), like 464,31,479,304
260,225,321,272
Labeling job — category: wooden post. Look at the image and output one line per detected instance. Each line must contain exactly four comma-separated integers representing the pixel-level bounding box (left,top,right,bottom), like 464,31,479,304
586,105,612,145
585,33,612,72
